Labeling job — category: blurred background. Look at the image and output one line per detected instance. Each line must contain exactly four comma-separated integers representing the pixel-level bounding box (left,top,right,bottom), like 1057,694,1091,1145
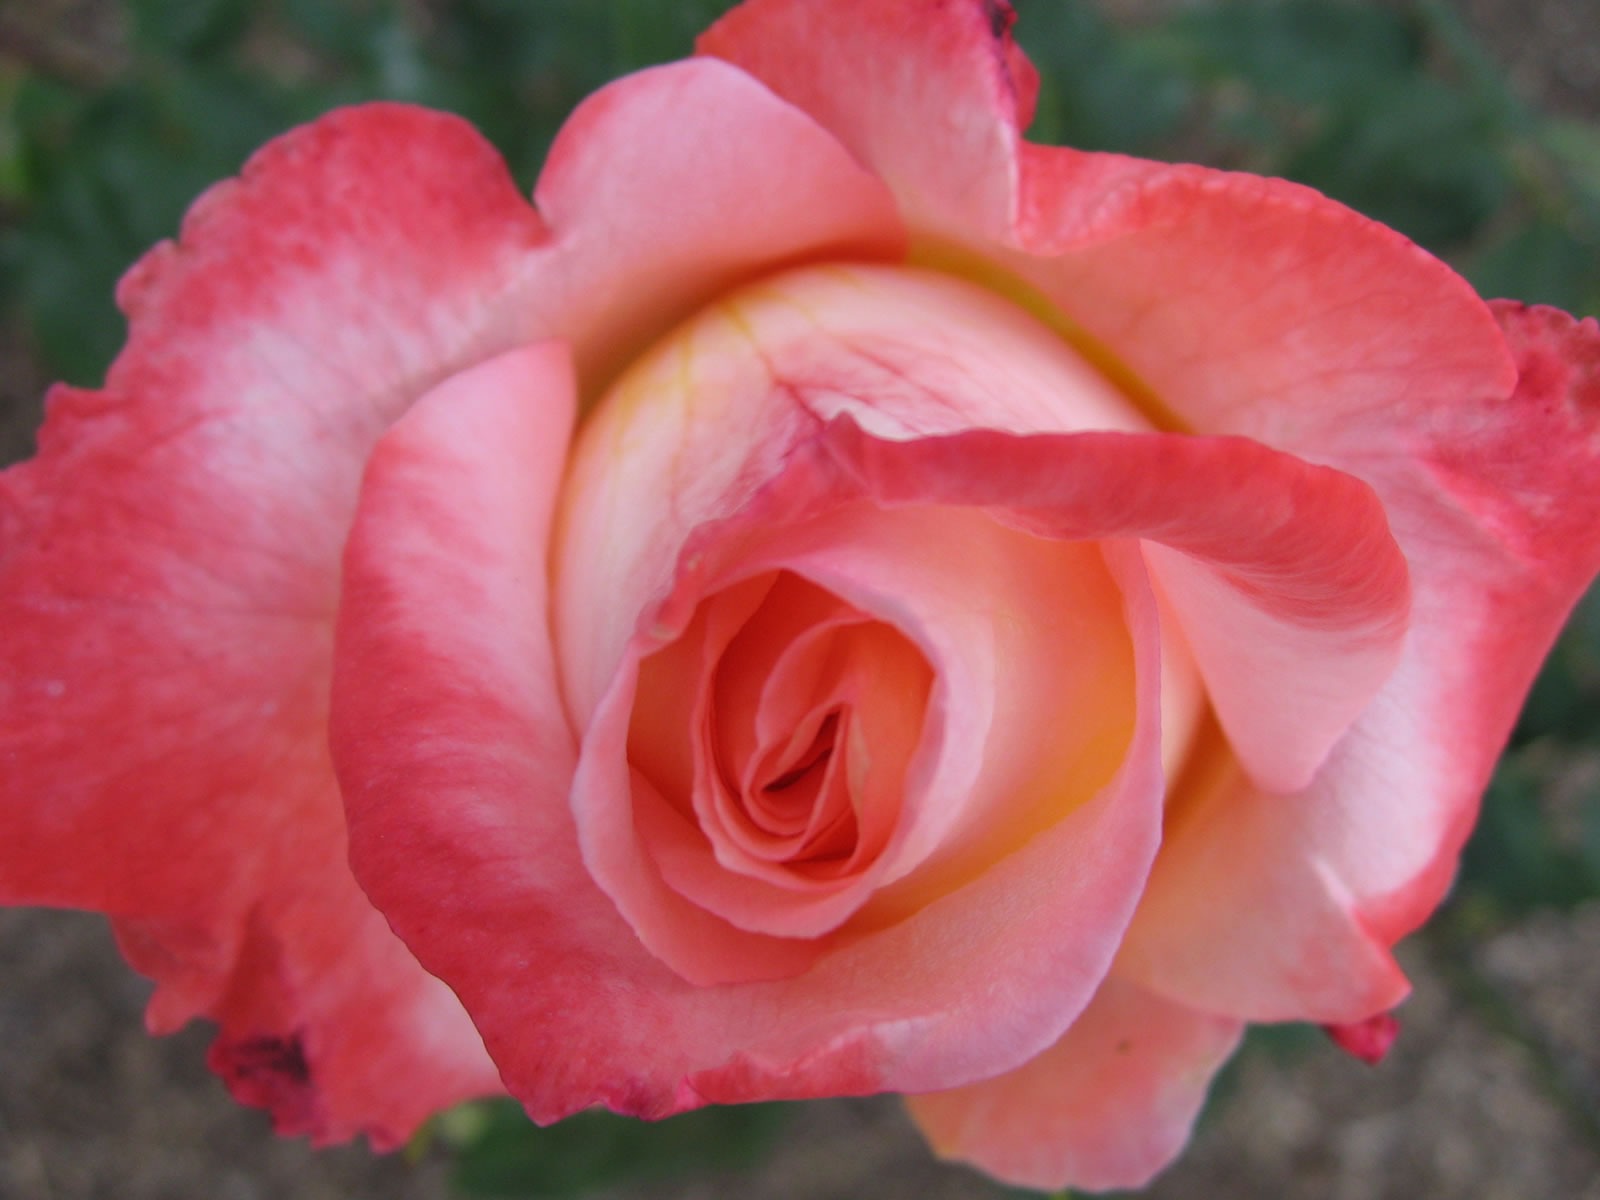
1,1,1597,1197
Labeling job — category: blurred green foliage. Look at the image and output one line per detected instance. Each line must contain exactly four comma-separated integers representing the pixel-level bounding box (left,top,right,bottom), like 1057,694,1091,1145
0,0,735,386
2,1,1598,1197
438,1099,790,1198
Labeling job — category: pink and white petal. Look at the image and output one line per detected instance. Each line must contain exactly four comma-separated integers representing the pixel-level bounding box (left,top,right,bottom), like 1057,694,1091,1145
906,977,1243,1193
335,386,1167,1118
822,421,1412,796
0,52,926,1137
522,58,905,387
1120,307,1600,1023
1304,301,1600,944
699,0,1035,242
1005,162,1518,452
0,103,547,1141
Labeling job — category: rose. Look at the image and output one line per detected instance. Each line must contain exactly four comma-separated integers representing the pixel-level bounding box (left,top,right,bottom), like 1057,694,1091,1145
3,0,1598,1191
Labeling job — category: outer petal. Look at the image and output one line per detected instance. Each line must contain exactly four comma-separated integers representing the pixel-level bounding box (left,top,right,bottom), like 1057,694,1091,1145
1,56,909,1138
1119,306,1600,1022
333,390,1169,1118
905,978,1244,1192
1005,165,1517,443
699,0,1036,242
0,103,533,1142
519,57,905,388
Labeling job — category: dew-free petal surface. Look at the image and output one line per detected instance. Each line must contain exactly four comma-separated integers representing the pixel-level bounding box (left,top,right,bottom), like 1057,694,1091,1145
335,386,1168,1119
1119,305,1600,1023
906,977,1244,1192
700,0,1036,241
0,56,919,1139
521,57,905,391
0,103,539,1143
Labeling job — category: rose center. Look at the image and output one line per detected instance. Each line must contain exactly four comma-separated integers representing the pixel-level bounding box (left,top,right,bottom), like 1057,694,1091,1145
731,706,855,866
630,568,933,896
763,709,837,793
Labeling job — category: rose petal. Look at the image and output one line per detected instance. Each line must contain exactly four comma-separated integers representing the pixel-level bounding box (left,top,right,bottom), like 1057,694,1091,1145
0,52,935,1139
696,0,1581,812
906,977,1244,1192
552,262,1145,727
522,57,905,388
639,577,930,906
0,103,533,1143
576,504,1135,966
699,0,1037,241
1119,306,1600,1023
555,264,1408,800
701,3,1589,1008
334,380,1168,1117
1324,1011,1400,1065
823,420,1413,796
1114,728,1412,1023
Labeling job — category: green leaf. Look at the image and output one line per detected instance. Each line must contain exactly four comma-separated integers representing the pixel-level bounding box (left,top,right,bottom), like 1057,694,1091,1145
450,1101,790,1198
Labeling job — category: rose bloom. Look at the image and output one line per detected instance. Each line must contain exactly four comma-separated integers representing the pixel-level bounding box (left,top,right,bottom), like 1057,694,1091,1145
3,0,1598,1191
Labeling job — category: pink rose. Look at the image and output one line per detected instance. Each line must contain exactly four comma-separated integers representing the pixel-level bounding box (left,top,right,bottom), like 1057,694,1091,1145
3,0,1598,1191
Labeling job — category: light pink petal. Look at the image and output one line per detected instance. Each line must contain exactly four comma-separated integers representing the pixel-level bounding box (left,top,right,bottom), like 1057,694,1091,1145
574,504,1137,973
699,0,1036,241
334,383,1167,1117
1114,735,1412,1023
520,57,905,384
1120,306,1600,1023
0,103,535,1142
906,977,1244,1192
569,364,1412,1022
